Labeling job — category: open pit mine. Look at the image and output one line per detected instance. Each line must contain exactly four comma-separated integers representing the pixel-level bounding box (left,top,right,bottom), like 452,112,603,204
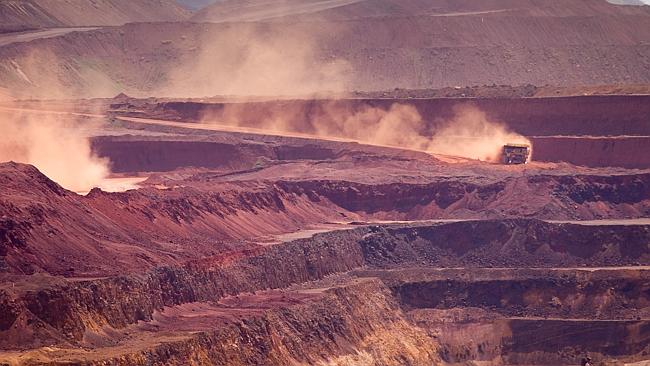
1,0,649,365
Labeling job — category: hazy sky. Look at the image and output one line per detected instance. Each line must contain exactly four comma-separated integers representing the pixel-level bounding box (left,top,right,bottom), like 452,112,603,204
608,0,650,4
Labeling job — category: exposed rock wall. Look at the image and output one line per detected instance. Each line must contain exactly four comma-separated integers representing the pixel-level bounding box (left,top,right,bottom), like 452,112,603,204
132,96,650,168
279,173,650,220
4,162,650,276
5,219,650,347
391,271,649,319
4,228,366,342
72,280,441,366
2,219,649,364
358,219,650,267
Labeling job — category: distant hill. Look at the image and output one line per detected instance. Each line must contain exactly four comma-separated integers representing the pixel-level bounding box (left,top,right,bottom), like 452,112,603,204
0,0,649,98
0,0,190,33
193,0,650,22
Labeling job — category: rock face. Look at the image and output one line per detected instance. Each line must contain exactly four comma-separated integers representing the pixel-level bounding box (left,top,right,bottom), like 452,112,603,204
387,267,650,365
67,280,441,366
142,96,650,137
1,218,648,364
358,220,650,268
386,268,649,319
0,226,444,364
5,228,366,343
90,135,345,173
279,174,650,220
0,1,648,363
1,107,649,364
411,312,649,365
2,161,650,276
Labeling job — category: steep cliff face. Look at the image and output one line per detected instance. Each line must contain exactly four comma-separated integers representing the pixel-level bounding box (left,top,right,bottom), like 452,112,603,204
2,280,442,366
3,220,649,349
147,96,650,137
389,267,650,365
90,135,346,173
278,173,650,220
358,219,650,268
1,228,367,344
388,269,650,319
111,280,440,366
1,218,648,364
120,96,650,169
411,312,649,365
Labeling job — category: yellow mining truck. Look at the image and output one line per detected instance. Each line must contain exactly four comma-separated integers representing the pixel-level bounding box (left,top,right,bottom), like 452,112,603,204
502,144,530,164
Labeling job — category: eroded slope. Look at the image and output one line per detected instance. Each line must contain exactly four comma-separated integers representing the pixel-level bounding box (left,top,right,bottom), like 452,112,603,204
0,0,189,33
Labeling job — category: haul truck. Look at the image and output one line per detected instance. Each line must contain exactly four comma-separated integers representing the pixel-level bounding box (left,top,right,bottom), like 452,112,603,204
502,144,530,164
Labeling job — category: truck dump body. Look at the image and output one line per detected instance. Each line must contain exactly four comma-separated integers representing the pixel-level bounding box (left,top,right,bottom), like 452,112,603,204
503,144,530,164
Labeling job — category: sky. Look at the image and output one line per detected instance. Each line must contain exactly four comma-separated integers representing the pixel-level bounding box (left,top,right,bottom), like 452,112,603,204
607,0,650,4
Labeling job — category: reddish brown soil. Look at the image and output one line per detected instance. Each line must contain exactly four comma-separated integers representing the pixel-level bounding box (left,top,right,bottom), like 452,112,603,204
1,95,649,364
1,222,647,364
3,98,650,277
3,152,650,276
1,0,649,363
1,0,649,98
0,162,360,276
0,0,188,33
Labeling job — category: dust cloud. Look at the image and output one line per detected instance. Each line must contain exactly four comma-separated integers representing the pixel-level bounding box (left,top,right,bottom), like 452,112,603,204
5,47,122,100
200,102,531,162
0,47,126,193
426,104,532,161
315,103,531,162
161,25,352,97
137,18,529,162
0,108,110,192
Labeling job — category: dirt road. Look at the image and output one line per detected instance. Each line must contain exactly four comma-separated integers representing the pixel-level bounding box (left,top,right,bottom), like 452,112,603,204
115,116,361,143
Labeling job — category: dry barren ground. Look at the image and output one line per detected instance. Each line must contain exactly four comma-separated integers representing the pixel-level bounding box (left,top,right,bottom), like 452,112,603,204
0,0,649,364
1,95,649,365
